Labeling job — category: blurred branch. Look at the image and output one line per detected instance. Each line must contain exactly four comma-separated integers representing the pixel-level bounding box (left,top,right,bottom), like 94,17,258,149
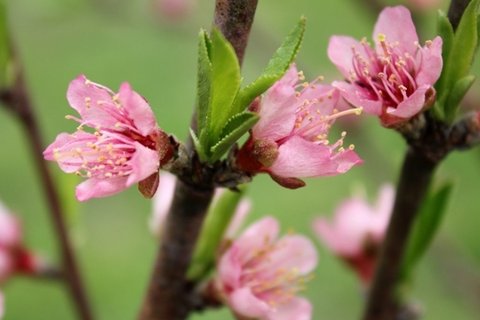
448,0,472,30
362,1,475,319
137,1,257,319
0,54,94,320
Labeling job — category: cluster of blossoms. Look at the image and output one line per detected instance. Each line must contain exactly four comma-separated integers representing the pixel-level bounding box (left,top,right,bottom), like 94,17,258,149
314,185,394,285
236,64,363,188
39,5,442,320
0,201,44,319
44,76,174,201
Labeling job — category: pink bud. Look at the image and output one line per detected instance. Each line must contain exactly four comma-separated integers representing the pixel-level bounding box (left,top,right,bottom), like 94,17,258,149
313,185,394,284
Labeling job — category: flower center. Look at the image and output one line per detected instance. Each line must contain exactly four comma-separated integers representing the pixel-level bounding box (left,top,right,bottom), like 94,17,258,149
350,34,420,108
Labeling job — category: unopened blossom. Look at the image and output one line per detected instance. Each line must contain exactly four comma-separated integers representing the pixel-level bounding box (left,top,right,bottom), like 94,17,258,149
217,216,317,320
0,201,42,284
236,64,362,188
328,6,442,127
154,0,194,20
150,172,251,238
44,76,173,201
313,185,394,284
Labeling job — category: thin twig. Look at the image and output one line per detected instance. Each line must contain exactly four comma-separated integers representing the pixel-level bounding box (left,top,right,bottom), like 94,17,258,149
137,1,257,319
1,67,94,319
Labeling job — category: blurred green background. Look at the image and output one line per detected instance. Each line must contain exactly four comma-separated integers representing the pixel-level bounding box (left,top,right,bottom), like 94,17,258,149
0,0,479,319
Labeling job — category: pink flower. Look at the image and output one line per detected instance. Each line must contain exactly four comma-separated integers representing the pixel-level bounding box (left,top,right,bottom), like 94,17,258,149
44,76,172,201
217,217,317,320
0,201,40,284
313,185,394,284
236,64,362,188
328,6,442,127
154,0,194,20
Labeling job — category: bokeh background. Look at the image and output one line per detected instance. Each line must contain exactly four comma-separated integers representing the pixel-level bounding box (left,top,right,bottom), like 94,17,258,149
0,0,479,319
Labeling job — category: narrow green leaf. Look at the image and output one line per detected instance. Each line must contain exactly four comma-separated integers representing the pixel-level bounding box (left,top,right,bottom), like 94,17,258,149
231,17,306,115
434,10,454,95
441,0,479,121
400,183,453,281
0,0,10,87
196,29,213,136
209,112,259,162
187,187,246,281
189,128,207,162
445,75,476,114
207,28,241,142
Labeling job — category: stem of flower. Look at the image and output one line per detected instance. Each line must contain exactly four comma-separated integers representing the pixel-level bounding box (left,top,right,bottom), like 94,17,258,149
137,1,257,319
1,68,94,319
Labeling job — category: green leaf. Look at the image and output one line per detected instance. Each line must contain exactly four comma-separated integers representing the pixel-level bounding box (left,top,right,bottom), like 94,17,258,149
190,128,207,162
206,28,241,143
196,29,213,136
0,0,10,87
445,75,476,113
439,0,479,122
435,10,454,93
231,17,306,115
187,187,247,281
400,183,453,281
209,112,259,162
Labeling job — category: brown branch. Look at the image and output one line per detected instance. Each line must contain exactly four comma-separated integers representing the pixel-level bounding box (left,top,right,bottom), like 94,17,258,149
362,148,438,320
1,68,94,319
137,1,257,319
448,0,472,30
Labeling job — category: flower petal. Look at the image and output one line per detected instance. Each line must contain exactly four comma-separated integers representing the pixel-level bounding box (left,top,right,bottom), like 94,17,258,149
386,85,428,118
269,234,318,274
328,36,366,79
67,75,118,128
118,82,158,136
229,287,270,319
75,176,128,201
270,136,361,178
373,6,418,56
332,81,382,115
0,250,14,284
266,297,312,320
225,199,252,239
252,65,298,141
150,172,177,237
416,36,443,87
126,142,160,186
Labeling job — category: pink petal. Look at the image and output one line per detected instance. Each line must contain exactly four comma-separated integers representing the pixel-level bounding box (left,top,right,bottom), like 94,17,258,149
386,85,428,118
75,176,129,201
218,245,243,290
266,297,312,320
0,204,21,248
270,136,361,178
235,217,279,264
126,142,160,186
67,75,118,128
373,6,419,56
268,235,318,274
0,291,4,318
118,82,158,136
252,65,298,141
0,250,13,283
416,36,443,87
328,36,367,79
332,81,382,115
225,199,252,239
229,287,270,319
150,172,177,237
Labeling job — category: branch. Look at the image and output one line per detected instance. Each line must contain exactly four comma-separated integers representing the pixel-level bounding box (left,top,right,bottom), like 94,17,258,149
1,64,94,319
448,0,472,30
362,148,438,320
137,1,258,319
